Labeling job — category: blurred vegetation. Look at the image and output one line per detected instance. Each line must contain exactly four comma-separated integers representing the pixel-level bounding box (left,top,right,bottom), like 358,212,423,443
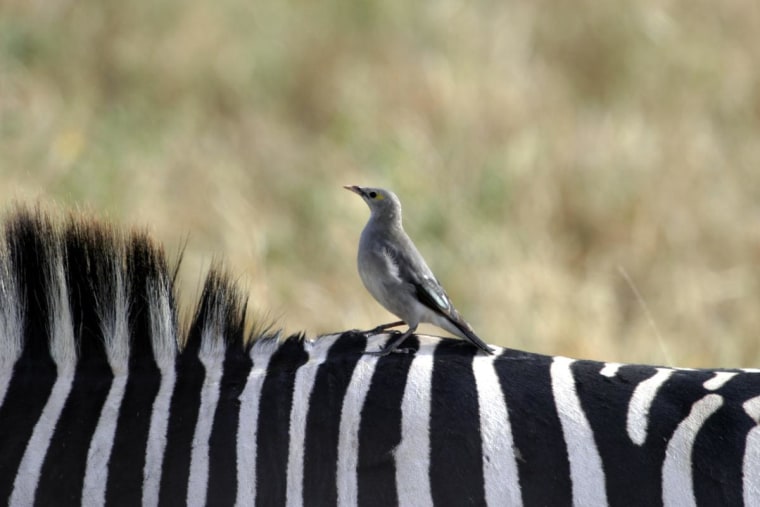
2,0,760,366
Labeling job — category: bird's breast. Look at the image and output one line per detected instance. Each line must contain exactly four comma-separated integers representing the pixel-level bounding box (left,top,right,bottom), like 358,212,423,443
357,242,410,314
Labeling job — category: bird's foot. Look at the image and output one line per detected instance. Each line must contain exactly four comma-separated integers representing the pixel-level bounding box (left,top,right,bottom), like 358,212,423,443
365,321,406,335
365,346,415,357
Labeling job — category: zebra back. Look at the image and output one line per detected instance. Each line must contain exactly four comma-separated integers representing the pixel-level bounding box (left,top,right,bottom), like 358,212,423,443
0,208,759,506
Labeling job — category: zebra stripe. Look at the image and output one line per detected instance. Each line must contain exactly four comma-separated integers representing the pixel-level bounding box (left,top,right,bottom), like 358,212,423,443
474,350,521,507
395,339,436,507
303,332,367,505
286,333,340,507
187,327,227,507
599,362,622,377
256,337,309,506
11,248,76,507
0,250,22,408
704,371,738,390
431,341,486,505
662,394,723,507
5,329,760,506
744,396,760,506
83,373,129,506
627,367,674,445
236,339,276,507
1,209,759,506
142,358,176,507
0,367,13,415
551,356,608,507
336,335,385,506
359,340,416,504
83,260,131,507
142,275,177,507
10,369,76,507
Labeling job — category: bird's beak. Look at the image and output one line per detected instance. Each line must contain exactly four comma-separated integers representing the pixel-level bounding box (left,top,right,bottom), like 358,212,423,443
343,185,365,197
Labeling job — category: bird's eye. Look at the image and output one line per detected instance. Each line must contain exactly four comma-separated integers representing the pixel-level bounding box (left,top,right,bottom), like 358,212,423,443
369,191,377,198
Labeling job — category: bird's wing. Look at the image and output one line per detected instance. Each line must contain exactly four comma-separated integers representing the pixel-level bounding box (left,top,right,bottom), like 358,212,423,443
383,238,495,355
382,240,454,317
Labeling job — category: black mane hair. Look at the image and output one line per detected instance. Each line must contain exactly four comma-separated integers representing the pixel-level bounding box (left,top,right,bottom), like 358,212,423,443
0,207,275,371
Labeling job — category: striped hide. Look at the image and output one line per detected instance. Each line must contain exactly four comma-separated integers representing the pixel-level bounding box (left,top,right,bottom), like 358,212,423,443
0,209,759,506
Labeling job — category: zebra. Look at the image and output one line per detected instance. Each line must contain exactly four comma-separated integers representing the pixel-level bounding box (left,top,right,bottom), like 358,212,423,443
1,208,759,506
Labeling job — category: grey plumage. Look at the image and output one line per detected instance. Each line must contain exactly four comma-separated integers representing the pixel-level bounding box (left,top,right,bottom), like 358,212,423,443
344,185,494,355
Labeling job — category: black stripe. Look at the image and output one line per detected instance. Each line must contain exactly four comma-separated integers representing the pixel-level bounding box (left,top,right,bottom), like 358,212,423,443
255,336,309,507
429,340,485,507
106,238,166,506
35,216,115,506
105,360,161,506
692,373,760,506
0,212,57,504
571,361,662,506
182,267,249,507
357,336,420,507
495,348,572,507
302,332,367,507
158,343,203,506
206,342,253,506
692,403,749,506
0,359,57,504
644,368,715,506
36,364,112,506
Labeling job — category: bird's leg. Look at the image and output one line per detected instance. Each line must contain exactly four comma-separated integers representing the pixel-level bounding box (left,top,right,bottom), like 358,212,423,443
365,320,406,335
366,325,417,356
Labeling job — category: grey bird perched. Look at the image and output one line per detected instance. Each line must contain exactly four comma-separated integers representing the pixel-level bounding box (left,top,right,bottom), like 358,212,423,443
344,185,494,356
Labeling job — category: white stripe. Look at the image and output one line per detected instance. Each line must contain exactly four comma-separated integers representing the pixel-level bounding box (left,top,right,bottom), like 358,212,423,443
83,261,131,507
147,277,176,373
142,365,176,507
186,332,226,507
474,354,521,507
9,370,76,507
0,368,14,410
743,396,760,506
662,394,723,507
599,362,622,378
744,427,760,507
142,277,177,507
703,371,737,391
336,335,385,506
744,396,760,423
0,254,23,407
236,338,278,507
286,334,340,507
395,341,437,507
627,368,674,445
82,373,129,506
550,356,608,507
11,253,76,507
48,258,77,370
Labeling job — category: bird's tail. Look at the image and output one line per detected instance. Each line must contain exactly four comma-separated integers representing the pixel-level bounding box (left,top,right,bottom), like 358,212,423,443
446,313,494,355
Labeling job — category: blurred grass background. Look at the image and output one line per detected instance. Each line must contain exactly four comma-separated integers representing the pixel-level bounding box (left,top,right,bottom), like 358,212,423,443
2,0,760,367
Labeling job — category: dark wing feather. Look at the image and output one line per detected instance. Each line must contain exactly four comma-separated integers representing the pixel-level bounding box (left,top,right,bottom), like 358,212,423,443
384,239,455,318
414,276,452,315
385,237,495,354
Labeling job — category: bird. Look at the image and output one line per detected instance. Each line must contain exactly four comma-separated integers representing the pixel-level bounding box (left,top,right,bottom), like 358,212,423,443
344,185,494,356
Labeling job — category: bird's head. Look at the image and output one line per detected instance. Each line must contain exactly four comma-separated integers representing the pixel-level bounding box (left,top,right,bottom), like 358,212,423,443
343,186,402,223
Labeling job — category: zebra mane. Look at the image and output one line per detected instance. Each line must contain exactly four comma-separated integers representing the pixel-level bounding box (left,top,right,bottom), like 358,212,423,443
0,208,281,374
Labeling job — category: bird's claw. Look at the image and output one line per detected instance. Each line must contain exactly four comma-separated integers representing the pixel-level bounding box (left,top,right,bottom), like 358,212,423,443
365,326,402,336
365,347,414,357
360,321,406,336
367,329,397,336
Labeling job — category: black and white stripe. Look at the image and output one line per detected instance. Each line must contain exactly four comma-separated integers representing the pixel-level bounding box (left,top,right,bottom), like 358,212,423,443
1,209,759,506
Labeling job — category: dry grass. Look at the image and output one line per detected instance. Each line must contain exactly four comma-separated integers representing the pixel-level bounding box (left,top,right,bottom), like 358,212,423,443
2,0,760,367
